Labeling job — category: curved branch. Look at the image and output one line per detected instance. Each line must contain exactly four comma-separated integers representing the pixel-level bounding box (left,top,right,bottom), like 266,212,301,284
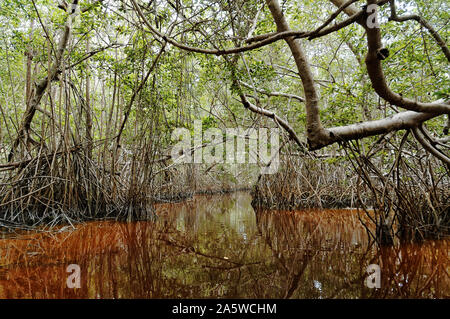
239,94,306,150
412,126,450,166
131,0,381,57
419,125,450,150
266,0,329,148
130,0,308,56
312,110,439,150
310,0,360,36
388,0,450,62
364,0,450,114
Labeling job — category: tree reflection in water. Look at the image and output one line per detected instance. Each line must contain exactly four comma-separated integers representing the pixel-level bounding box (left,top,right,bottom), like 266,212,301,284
0,192,448,298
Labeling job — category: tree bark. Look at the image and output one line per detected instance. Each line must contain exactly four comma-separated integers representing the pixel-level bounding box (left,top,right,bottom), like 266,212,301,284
265,0,329,148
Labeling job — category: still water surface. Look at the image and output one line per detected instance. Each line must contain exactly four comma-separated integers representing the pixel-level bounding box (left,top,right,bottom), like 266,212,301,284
0,192,448,298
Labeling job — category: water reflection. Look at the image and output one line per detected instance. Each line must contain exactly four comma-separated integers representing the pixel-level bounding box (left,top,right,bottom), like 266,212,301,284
0,192,448,298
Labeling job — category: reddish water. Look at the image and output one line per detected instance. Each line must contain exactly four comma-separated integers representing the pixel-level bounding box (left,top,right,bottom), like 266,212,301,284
0,192,448,298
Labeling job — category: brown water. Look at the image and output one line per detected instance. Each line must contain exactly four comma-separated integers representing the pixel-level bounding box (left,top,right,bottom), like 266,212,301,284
0,192,448,299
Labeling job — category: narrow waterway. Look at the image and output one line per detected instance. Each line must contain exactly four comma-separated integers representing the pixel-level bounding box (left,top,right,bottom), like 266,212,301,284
0,192,448,298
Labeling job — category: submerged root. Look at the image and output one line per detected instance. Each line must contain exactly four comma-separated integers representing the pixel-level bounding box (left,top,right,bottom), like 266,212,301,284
346,135,450,244
0,149,153,229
